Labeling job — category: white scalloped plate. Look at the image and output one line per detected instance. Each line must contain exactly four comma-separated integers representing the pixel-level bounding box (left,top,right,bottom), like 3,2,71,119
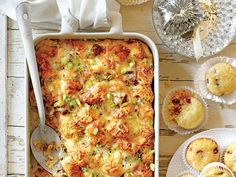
167,128,236,177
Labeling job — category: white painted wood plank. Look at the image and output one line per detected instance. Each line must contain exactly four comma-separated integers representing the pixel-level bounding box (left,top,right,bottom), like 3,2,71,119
0,12,8,177
7,78,25,127
7,126,25,175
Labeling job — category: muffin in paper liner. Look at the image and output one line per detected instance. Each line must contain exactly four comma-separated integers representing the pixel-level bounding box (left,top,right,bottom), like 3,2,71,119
117,0,149,5
194,56,236,105
177,171,196,177
182,136,222,175
199,162,235,177
162,86,208,135
222,142,236,174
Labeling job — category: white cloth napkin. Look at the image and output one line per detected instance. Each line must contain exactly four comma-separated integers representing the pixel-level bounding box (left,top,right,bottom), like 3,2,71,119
0,0,120,30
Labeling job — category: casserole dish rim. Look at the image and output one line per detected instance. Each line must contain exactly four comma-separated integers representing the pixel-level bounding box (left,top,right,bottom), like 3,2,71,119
25,31,159,177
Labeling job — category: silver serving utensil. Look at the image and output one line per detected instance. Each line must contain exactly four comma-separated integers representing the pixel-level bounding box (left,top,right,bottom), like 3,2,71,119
16,2,61,173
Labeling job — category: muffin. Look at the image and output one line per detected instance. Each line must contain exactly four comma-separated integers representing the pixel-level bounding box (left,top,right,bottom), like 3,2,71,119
185,138,220,171
164,89,205,130
205,63,236,96
224,143,236,173
200,164,234,177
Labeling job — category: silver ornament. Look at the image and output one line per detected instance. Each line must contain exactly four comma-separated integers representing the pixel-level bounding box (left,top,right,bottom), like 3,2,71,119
158,0,205,35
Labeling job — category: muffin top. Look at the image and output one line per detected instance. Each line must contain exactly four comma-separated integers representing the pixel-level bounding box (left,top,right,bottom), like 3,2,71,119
201,166,233,177
165,89,205,130
205,63,236,96
224,143,236,173
186,138,220,171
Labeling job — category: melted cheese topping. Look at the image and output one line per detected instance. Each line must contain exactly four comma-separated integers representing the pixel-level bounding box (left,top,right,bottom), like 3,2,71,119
31,39,154,177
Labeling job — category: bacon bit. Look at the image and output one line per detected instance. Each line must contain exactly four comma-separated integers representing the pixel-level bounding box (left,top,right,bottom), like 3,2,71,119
92,44,104,56
81,92,102,105
115,139,132,151
137,43,147,59
110,121,129,139
196,150,203,154
173,107,182,115
70,164,84,177
77,115,93,125
106,59,116,69
103,161,120,176
67,80,82,95
111,105,132,119
186,98,191,104
71,122,85,136
168,90,195,119
213,148,219,154
172,98,180,105
140,128,154,147
65,40,84,54
133,163,153,177
36,46,57,78
74,152,87,167
141,153,154,162
113,44,130,61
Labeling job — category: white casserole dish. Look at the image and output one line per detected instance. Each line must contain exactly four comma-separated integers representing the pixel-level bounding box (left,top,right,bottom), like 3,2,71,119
25,12,159,176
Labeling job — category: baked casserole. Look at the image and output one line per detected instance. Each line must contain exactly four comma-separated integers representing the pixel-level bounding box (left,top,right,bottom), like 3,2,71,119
30,38,154,177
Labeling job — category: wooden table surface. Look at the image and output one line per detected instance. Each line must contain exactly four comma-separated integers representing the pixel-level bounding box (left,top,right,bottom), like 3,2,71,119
1,1,236,176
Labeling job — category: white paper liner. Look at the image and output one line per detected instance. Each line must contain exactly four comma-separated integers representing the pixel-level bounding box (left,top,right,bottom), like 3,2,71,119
118,0,149,5
194,56,236,105
177,171,196,177
182,136,222,175
199,162,235,177
162,86,208,135
222,142,236,174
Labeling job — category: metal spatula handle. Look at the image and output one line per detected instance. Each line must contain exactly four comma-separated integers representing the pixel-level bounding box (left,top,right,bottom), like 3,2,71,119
16,2,45,135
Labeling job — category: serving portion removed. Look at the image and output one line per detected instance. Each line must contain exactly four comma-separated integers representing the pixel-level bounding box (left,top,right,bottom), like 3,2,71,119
29,38,155,176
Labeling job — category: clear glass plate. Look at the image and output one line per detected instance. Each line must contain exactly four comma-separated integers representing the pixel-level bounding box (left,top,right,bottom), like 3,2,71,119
152,0,236,58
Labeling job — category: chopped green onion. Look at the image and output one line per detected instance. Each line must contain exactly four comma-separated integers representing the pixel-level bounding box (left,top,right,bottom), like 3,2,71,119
89,59,96,65
107,93,112,99
149,120,154,126
63,94,71,103
66,61,73,69
110,102,116,108
54,99,64,107
149,149,155,155
92,171,98,177
91,104,98,109
132,100,138,105
106,74,113,80
69,100,76,107
121,102,129,108
121,68,128,74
